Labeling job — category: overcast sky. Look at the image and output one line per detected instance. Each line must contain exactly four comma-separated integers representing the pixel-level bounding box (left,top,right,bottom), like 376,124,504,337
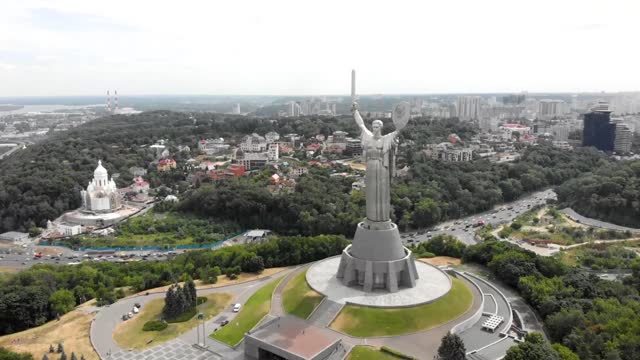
1,0,639,96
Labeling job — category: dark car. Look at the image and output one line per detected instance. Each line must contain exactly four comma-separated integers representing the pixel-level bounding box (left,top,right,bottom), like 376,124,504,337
220,320,229,327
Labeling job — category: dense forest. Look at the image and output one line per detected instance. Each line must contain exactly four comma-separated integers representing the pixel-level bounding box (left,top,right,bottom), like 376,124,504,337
0,109,625,237
0,234,347,335
464,240,640,360
556,159,640,228
176,145,609,235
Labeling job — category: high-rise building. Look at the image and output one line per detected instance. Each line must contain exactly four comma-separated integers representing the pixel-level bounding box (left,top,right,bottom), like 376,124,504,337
288,102,301,117
583,102,615,152
232,103,241,114
502,94,526,105
611,118,633,154
550,124,570,141
456,96,481,121
538,99,566,118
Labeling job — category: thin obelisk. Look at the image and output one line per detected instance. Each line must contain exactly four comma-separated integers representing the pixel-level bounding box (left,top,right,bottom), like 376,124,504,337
351,69,356,105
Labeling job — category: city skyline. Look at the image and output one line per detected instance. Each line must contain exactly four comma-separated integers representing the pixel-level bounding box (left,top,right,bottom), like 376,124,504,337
1,0,640,96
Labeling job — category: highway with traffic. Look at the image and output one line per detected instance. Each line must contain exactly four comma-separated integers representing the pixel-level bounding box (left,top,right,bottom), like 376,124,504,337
401,188,557,246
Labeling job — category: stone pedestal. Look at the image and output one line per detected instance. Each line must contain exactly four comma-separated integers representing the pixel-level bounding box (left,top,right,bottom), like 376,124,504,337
336,220,419,292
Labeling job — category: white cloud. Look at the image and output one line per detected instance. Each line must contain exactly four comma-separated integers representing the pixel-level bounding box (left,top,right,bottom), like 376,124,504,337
0,0,639,96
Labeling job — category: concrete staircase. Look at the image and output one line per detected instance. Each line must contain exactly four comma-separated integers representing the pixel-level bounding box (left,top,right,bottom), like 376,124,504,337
308,299,344,327
325,342,353,360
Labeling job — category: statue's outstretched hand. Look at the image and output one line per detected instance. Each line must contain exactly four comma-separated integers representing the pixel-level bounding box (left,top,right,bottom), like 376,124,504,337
352,101,359,112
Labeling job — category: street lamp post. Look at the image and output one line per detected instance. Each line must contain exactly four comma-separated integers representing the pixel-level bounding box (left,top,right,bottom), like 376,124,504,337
197,313,205,347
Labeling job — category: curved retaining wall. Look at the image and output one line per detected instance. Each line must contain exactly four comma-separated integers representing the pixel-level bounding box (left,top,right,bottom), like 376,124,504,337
449,270,485,334
463,272,513,336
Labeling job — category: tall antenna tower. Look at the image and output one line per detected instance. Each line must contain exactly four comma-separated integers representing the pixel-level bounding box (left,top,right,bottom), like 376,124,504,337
106,90,111,113
114,90,119,112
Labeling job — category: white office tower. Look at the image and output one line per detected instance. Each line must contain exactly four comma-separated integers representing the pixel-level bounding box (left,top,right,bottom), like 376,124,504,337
457,96,481,121
538,99,566,118
613,120,633,154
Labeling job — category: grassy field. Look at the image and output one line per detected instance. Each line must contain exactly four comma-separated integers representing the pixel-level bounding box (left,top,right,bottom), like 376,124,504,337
331,277,473,337
0,265,21,274
113,292,232,349
282,270,324,319
0,301,99,360
559,241,640,269
348,346,407,360
210,276,284,346
420,256,461,267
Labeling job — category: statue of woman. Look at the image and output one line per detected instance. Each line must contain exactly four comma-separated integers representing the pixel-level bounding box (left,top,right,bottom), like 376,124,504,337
353,102,409,222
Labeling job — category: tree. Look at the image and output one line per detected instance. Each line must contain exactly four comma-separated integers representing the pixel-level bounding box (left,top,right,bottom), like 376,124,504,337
42,355,49,360
28,227,42,237
49,289,75,316
184,278,197,309
56,343,63,354
412,198,442,227
59,352,66,360
242,255,265,273
504,333,559,360
49,345,54,353
69,352,77,360
437,332,466,360
552,344,579,360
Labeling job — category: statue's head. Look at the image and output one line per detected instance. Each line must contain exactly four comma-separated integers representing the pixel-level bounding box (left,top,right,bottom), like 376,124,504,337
372,120,383,137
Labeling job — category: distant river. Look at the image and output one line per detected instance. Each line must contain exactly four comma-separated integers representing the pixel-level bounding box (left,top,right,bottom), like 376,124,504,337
0,104,104,115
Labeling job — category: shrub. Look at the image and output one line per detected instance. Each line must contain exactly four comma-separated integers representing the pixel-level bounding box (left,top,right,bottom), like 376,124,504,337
142,320,168,331
196,297,207,306
166,308,197,323
380,346,415,359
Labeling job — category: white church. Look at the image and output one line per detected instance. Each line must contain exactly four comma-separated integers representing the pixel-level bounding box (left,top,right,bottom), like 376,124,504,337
80,160,121,212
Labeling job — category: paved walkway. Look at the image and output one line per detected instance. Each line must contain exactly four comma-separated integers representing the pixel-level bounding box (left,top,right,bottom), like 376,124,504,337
307,299,343,327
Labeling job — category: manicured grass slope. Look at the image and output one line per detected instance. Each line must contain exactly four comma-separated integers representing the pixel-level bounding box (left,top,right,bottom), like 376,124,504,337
210,276,284,346
282,270,324,319
348,346,404,360
332,277,473,337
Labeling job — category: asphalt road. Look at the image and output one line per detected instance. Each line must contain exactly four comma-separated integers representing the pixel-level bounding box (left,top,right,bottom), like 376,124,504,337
90,269,293,359
0,244,187,270
401,188,557,246
561,208,640,232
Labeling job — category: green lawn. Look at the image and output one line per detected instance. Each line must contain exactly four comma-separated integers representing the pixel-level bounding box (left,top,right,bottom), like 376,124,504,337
282,270,324,319
332,277,473,337
113,292,232,349
348,346,408,360
210,276,284,346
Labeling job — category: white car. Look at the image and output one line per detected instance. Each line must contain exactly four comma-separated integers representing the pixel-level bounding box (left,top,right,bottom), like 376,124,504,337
233,303,242,312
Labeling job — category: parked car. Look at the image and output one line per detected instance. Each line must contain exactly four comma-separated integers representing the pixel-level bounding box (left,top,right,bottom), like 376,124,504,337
220,320,229,326
233,303,242,312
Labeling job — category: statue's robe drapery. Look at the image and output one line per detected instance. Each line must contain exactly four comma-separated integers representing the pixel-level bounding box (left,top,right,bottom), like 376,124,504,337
361,131,397,222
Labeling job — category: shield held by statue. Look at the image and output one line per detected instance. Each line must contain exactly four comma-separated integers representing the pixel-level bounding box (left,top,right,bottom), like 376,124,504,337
392,101,410,130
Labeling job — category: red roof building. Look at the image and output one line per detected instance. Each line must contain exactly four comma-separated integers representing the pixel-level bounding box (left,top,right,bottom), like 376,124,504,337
208,164,246,181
